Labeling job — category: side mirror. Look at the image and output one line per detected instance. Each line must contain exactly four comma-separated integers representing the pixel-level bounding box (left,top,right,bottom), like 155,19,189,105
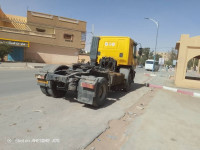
138,48,143,56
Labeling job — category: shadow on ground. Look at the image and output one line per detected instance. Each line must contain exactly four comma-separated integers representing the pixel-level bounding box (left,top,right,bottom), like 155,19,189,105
61,83,145,109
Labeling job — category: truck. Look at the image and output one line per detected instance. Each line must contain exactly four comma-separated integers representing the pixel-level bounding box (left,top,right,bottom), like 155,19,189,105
35,36,141,107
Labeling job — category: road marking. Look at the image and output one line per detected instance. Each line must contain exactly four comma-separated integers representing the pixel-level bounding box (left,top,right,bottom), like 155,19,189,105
177,90,193,96
163,86,177,92
193,93,200,98
149,84,163,89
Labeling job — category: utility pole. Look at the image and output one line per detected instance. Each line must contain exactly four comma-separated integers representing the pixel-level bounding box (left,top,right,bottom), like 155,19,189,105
145,18,159,72
92,24,95,36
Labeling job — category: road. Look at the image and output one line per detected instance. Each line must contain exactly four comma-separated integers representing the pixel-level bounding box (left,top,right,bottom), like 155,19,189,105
0,69,39,97
0,68,150,150
2,68,199,150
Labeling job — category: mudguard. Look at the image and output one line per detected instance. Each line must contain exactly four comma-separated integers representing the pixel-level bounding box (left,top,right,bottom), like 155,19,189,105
77,76,99,105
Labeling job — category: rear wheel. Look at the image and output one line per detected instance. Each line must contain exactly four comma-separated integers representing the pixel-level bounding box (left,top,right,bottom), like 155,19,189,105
39,65,68,98
47,81,66,98
124,72,132,92
40,86,50,96
93,78,108,107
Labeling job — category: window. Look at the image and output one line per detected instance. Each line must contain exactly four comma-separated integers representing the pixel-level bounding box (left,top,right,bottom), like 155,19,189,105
146,61,154,64
36,28,46,32
81,32,86,42
64,34,73,42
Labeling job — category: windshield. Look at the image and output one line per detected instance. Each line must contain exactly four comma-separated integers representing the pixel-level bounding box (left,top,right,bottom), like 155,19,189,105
146,61,153,64
146,61,159,65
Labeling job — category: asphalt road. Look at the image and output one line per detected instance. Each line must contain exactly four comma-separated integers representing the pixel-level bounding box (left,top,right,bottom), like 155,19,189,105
0,69,39,97
0,68,150,150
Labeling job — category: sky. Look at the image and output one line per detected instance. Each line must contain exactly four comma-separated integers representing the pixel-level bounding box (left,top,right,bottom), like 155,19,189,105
0,0,200,52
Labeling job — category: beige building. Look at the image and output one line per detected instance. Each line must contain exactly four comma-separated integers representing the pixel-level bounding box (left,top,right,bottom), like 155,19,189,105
175,34,200,89
0,8,86,64
78,54,90,63
157,52,169,61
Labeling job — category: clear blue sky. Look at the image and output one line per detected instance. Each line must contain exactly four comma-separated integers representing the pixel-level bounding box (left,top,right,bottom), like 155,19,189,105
1,0,200,52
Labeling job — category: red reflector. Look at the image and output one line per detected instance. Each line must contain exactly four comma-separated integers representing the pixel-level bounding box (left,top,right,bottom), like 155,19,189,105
81,82,95,89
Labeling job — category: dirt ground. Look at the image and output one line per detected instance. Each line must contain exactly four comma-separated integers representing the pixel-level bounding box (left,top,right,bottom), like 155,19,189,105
85,89,157,150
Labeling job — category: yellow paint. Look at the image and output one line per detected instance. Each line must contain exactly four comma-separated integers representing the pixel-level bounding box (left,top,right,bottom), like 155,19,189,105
97,36,136,66
37,80,48,84
0,38,30,47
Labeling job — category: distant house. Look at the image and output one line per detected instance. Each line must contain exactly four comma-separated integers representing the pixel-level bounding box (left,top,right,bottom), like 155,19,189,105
78,54,90,63
0,8,86,64
157,52,170,61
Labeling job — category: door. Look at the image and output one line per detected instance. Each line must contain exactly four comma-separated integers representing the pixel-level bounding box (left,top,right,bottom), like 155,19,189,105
8,47,24,61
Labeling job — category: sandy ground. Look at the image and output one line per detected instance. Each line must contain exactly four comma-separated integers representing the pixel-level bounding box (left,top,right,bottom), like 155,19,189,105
85,89,156,150
86,88,200,150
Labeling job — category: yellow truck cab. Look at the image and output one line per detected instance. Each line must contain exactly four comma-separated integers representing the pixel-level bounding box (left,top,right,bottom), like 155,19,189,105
97,36,137,67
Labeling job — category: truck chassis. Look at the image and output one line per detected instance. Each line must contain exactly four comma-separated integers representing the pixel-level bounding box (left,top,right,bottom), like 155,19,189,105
36,61,135,107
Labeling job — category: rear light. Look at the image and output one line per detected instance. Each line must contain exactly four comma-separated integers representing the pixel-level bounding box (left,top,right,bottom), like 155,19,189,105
81,82,95,89
35,74,45,80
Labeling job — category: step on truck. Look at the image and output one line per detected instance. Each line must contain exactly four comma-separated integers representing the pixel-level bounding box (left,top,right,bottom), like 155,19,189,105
36,36,142,107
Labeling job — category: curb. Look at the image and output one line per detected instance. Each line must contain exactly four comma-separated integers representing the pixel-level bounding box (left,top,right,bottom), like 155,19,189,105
147,83,200,98
0,67,25,69
0,66,44,69
144,73,157,77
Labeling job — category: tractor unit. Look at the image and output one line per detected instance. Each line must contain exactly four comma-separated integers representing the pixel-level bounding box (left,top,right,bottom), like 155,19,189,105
36,36,141,107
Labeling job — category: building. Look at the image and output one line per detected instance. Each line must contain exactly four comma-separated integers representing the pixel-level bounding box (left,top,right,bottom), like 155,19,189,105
175,34,200,89
0,8,86,64
157,52,169,61
78,54,90,63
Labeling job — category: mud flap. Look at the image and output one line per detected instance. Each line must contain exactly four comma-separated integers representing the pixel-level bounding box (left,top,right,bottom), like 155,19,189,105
77,76,98,105
120,68,131,91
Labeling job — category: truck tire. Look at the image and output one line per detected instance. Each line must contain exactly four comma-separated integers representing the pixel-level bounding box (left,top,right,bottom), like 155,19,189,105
124,72,131,92
39,64,68,98
47,81,66,98
120,68,132,92
40,86,50,96
93,78,108,107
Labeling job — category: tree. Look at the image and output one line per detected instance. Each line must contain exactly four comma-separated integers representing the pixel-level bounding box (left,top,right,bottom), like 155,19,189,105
148,51,162,61
137,47,150,65
0,44,12,62
137,48,161,65
149,51,153,59
155,53,162,61
187,58,199,70
165,48,177,66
